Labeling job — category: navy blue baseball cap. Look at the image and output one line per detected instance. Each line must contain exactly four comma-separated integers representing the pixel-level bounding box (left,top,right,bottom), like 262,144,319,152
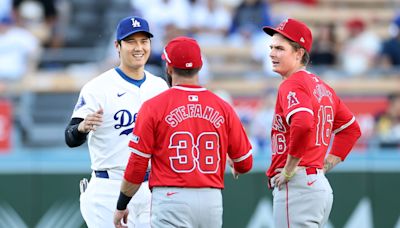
116,16,153,41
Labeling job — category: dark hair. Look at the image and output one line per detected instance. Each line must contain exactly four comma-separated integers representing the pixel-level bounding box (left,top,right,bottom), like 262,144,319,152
288,39,310,66
173,67,201,77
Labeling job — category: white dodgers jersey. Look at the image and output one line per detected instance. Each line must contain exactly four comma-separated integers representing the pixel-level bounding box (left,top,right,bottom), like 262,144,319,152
72,68,168,170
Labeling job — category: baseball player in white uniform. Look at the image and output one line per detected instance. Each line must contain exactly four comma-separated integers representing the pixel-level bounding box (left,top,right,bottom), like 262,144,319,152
65,16,168,227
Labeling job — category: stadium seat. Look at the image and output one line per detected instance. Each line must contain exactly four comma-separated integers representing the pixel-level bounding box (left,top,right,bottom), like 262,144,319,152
18,91,79,147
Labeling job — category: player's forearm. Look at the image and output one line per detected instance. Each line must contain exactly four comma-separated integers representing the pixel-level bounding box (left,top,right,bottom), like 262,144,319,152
283,154,301,176
323,154,342,174
65,118,88,147
120,179,141,197
116,179,141,210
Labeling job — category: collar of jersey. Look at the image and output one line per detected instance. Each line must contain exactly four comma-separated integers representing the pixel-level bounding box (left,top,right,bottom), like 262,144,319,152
173,84,206,91
115,67,146,88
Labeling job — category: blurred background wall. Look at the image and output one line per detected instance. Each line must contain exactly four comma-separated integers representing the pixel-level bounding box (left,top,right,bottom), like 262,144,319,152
0,0,399,227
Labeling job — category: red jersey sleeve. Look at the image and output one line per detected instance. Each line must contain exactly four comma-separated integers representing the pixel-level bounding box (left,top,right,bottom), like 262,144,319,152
332,98,355,133
329,98,362,160
226,106,253,173
279,79,314,125
125,102,154,184
288,111,314,158
128,103,155,156
124,153,150,184
279,79,314,158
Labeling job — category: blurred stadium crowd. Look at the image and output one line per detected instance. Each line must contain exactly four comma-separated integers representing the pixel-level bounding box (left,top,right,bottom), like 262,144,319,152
0,0,399,155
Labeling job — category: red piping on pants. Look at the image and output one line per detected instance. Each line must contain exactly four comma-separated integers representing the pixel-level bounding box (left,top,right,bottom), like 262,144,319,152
286,182,290,228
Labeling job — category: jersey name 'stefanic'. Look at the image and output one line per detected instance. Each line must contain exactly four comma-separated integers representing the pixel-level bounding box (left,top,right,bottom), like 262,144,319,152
72,68,168,170
129,85,252,189
267,70,355,177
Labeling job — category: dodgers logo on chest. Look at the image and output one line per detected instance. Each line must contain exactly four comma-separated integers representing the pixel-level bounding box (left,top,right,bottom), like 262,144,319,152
114,109,138,135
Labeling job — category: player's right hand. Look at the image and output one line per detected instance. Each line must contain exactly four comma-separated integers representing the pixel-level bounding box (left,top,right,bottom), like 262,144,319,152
114,209,129,228
78,108,104,133
227,157,239,179
274,173,288,190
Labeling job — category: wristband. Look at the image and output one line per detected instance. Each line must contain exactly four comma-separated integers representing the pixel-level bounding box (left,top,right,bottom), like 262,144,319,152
72,124,88,138
282,169,295,180
116,192,132,210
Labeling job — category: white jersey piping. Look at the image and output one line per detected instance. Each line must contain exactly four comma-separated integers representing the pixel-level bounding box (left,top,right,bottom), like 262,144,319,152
286,107,314,125
333,116,355,134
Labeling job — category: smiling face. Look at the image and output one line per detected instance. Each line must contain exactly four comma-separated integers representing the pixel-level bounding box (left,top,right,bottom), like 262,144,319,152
269,33,305,79
116,32,151,72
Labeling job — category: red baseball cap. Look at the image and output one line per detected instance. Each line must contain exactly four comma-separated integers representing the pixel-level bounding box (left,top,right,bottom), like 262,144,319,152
263,18,313,52
346,18,365,31
162,36,203,69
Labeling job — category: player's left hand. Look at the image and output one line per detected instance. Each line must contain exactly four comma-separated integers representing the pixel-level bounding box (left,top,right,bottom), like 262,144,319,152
114,209,129,228
78,108,104,133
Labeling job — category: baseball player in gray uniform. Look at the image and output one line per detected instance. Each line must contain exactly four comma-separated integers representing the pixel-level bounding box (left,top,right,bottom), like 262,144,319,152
65,16,168,227
263,18,362,228
113,36,253,228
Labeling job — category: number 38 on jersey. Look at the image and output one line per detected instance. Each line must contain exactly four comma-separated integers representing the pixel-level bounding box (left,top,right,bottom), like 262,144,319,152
168,131,221,174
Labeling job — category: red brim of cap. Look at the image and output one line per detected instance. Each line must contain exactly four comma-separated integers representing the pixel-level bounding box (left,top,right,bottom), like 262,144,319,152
161,49,171,64
161,53,170,67
263,26,296,43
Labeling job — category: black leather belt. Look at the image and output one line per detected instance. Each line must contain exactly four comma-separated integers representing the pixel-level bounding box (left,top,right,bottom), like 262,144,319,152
94,170,150,182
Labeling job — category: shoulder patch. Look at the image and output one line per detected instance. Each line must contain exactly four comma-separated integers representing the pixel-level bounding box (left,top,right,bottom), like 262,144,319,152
74,96,86,111
287,91,299,109
131,134,140,144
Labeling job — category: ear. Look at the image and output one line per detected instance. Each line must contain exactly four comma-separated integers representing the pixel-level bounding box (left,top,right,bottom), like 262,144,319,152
297,48,305,61
166,64,173,75
114,40,120,50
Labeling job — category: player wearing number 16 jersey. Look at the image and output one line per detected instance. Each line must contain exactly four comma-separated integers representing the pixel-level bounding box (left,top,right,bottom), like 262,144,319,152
262,18,361,228
113,36,253,228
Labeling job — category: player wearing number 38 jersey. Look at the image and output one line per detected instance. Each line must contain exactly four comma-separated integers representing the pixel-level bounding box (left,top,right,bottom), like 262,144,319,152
113,36,253,228
263,18,361,228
